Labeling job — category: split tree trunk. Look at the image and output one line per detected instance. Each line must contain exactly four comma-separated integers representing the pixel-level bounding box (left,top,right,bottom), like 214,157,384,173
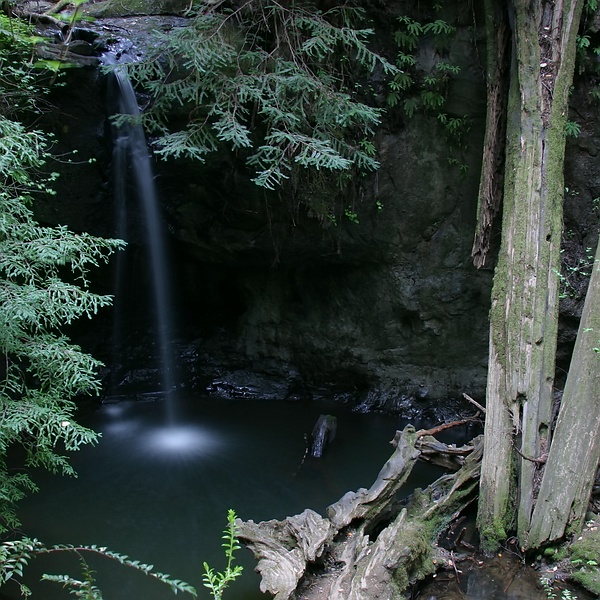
526,236,600,547
477,0,584,552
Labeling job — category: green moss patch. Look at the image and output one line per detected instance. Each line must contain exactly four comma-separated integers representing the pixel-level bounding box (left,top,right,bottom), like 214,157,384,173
85,0,188,18
568,516,600,596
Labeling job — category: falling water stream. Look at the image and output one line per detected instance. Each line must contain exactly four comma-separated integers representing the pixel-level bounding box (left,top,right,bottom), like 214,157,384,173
111,66,176,419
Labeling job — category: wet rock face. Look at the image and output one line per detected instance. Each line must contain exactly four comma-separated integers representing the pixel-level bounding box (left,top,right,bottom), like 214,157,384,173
33,11,492,406
160,107,491,405
34,6,597,409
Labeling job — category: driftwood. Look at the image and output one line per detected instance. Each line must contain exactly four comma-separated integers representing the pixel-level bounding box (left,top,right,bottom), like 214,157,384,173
238,425,483,600
415,412,483,470
327,425,421,530
416,435,478,470
236,510,332,599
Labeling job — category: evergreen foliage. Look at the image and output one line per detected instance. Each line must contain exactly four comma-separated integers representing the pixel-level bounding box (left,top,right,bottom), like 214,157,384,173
115,0,397,191
0,14,47,117
0,21,125,533
387,14,457,115
387,9,470,172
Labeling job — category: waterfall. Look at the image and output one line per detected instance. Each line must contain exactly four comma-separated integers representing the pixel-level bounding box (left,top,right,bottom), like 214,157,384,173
110,65,177,419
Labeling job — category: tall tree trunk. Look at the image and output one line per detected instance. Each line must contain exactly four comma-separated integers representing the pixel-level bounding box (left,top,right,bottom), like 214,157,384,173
471,0,510,268
477,0,584,552
525,236,600,547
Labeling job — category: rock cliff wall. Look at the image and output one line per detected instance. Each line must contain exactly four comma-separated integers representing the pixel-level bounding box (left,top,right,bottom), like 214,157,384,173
31,3,599,411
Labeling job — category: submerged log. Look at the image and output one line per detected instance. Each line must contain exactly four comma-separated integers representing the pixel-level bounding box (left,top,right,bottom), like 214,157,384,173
238,425,483,600
310,414,337,458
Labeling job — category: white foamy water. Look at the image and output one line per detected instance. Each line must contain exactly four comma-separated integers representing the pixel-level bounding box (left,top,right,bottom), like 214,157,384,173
145,424,223,456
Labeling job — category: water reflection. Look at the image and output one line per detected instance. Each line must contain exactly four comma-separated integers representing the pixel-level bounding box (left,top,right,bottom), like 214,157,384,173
144,424,224,458
417,554,594,600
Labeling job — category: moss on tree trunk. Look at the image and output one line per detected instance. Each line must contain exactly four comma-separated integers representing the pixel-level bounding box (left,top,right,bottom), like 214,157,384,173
526,236,600,547
477,0,584,552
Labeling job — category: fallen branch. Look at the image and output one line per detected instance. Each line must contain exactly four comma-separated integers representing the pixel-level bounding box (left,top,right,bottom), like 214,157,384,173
8,6,68,33
463,392,486,414
44,0,72,15
414,414,481,438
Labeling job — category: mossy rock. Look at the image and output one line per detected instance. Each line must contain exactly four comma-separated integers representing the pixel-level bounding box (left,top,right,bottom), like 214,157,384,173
568,515,600,596
85,0,188,18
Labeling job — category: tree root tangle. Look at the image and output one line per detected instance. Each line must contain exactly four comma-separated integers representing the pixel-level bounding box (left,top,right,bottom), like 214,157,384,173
238,423,483,600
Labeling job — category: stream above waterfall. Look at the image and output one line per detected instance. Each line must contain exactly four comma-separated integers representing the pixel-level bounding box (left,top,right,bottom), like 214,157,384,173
11,395,461,600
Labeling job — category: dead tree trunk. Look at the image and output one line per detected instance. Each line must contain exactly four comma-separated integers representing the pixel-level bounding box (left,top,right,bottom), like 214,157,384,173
471,0,510,268
526,236,600,547
477,0,584,552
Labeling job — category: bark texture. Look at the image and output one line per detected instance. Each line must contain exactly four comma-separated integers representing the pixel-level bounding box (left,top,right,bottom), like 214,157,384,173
526,237,600,547
477,0,584,551
471,0,510,268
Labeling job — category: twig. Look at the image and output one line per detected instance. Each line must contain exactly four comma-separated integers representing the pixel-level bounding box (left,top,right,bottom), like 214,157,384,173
415,415,479,438
462,393,486,414
511,441,547,465
450,551,461,584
